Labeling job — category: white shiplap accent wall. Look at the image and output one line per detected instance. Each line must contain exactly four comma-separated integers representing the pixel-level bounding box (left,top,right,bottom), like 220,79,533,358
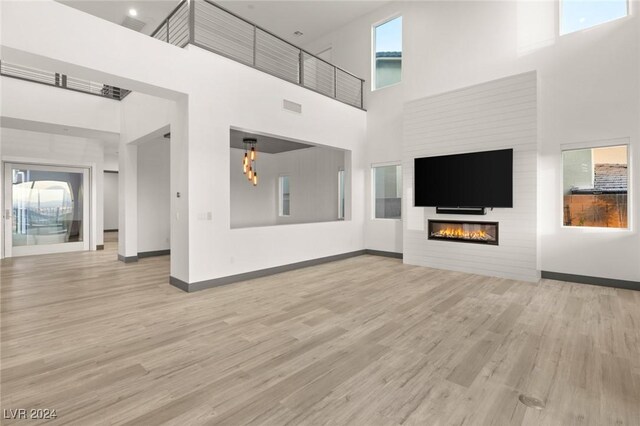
403,72,539,282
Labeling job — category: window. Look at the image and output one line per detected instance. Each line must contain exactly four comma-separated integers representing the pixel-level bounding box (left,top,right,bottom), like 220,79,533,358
279,176,290,216
562,145,628,228
338,169,345,219
560,0,628,35
373,16,402,90
373,165,402,219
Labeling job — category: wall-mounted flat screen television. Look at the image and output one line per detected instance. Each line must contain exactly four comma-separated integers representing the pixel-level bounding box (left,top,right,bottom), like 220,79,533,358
414,149,513,208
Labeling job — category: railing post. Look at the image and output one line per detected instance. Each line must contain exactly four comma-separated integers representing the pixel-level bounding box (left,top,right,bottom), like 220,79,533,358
333,67,337,99
61,75,67,88
299,51,304,86
55,73,60,86
360,79,364,109
252,26,257,66
166,18,170,43
189,0,195,44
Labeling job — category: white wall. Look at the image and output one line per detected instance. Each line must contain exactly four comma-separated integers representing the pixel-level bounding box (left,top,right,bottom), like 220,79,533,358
0,76,120,137
230,148,279,228
1,71,122,255
275,146,346,225
103,172,118,231
230,145,346,228
137,138,170,253
4,1,367,284
186,46,366,283
306,0,640,281
404,72,539,282
0,127,105,258
118,92,175,263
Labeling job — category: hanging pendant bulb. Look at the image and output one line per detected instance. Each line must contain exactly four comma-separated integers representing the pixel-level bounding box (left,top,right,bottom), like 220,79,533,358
242,137,258,186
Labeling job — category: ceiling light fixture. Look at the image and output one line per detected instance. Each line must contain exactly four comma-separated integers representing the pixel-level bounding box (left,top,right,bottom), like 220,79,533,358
129,8,138,17
293,31,303,37
242,138,258,186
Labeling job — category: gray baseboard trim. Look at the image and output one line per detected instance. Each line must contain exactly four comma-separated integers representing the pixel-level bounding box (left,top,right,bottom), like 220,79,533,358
542,271,639,291
170,250,367,293
96,244,104,251
104,229,118,232
138,249,170,258
118,254,139,263
365,249,403,259
169,276,190,292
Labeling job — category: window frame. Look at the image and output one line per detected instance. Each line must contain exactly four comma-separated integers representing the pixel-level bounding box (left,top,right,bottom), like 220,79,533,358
338,168,345,220
559,0,630,36
278,175,290,217
560,139,631,231
371,14,403,92
371,162,402,221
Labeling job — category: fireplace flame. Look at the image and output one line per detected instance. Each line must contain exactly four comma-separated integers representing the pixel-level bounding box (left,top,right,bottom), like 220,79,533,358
432,227,492,241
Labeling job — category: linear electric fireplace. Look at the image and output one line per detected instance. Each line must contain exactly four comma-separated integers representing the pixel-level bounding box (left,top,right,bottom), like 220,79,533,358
428,220,499,245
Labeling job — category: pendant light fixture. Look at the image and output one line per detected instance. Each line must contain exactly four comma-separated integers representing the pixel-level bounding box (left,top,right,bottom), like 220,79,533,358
242,137,258,186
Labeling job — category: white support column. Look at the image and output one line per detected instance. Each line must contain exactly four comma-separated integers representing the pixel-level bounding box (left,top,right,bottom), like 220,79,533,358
169,97,190,282
118,141,138,261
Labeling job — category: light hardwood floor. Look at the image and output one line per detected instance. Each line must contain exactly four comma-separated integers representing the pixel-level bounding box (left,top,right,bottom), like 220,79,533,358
1,242,639,425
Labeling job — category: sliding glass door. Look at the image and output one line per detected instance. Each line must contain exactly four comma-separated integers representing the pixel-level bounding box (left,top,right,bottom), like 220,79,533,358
3,163,90,257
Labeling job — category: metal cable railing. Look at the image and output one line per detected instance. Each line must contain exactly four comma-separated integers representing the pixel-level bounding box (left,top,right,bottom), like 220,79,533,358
0,61,131,100
152,0,191,47
151,0,365,109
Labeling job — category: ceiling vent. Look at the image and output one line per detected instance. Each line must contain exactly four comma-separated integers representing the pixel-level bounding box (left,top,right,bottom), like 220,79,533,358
121,15,146,32
283,99,302,114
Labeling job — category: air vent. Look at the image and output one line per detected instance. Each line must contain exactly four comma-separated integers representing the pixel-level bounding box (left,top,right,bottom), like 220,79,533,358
121,15,146,32
283,99,302,114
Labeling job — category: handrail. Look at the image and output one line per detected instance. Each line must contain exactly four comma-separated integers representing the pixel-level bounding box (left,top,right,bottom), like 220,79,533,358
150,0,365,109
150,0,188,39
0,60,131,101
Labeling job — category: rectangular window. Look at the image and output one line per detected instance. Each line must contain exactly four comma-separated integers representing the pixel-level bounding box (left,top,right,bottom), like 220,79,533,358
373,165,402,219
279,176,290,216
338,169,345,219
560,0,628,35
562,145,628,228
373,16,402,90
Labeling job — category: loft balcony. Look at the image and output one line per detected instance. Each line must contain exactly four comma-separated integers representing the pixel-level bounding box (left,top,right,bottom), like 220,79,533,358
0,61,131,101
150,0,365,109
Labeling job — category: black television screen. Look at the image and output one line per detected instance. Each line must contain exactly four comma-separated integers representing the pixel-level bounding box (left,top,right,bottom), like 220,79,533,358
414,149,513,208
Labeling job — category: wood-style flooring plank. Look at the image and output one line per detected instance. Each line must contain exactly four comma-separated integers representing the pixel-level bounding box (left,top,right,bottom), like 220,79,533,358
1,239,639,425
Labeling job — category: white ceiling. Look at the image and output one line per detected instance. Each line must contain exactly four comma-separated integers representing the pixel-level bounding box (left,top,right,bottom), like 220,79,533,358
57,0,390,46
217,1,390,46
58,0,184,35
230,129,314,154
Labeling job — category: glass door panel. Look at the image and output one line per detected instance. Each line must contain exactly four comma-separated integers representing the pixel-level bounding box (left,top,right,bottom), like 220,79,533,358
4,163,90,257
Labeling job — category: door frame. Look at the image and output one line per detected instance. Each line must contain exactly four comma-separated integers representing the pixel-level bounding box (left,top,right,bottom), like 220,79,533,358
2,160,94,258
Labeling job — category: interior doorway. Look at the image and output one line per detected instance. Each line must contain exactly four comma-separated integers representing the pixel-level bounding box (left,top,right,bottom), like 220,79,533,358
3,163,90,257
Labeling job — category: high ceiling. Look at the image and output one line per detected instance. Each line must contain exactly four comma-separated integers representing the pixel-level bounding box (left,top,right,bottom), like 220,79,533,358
57,0,390,46
218,1,390,46
58,1,183,36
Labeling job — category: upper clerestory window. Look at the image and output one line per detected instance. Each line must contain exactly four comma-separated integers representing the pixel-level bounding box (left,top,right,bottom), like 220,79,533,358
373,16,402,90
560,0,629,35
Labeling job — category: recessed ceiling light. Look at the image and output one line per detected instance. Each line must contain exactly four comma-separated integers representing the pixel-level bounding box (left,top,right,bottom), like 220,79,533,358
129,8,138,17
293,31,303,37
